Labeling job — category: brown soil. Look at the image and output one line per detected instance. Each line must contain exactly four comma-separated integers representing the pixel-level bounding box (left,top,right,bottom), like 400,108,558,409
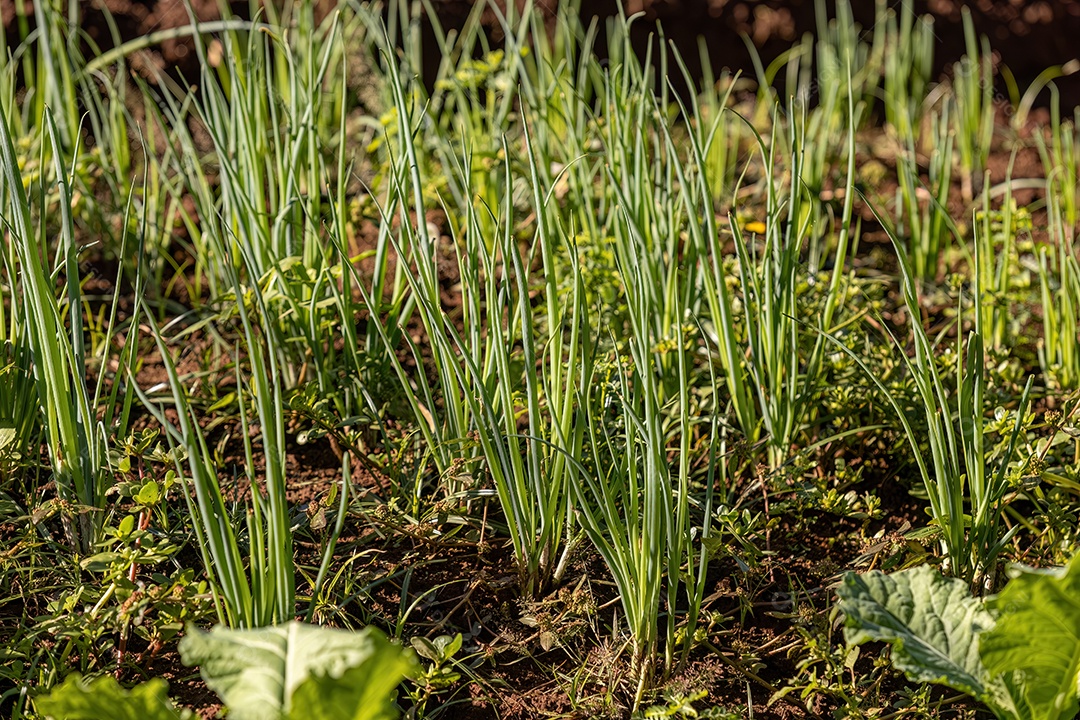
7,0,1080,105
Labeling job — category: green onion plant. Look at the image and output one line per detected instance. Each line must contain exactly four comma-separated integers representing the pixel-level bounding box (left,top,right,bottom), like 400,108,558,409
813,0,884,126
1035,85,1080,233
882,1,934,141
827,204,1032,591
1037,188,1080,389
0,108,128,551
950,7,995,203
139,224,297,630
895,107,955,282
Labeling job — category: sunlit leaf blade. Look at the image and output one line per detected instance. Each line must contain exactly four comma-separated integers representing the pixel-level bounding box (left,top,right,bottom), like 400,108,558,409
981,555,1080,720
290,659,416,720
837,565,994,699
179,622,416,720
35,675,191,720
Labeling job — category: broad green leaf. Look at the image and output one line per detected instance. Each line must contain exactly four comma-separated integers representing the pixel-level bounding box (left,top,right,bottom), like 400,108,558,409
290,653,417,720
136,480,161,506
837,565,994,699
981,555,1080,720
179,622,417,720
35,674,191,720
0,426,15,450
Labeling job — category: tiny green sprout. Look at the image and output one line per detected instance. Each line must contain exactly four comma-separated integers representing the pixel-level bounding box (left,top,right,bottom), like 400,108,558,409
411,633,462,665
860,493,883,520
407,633,464,714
